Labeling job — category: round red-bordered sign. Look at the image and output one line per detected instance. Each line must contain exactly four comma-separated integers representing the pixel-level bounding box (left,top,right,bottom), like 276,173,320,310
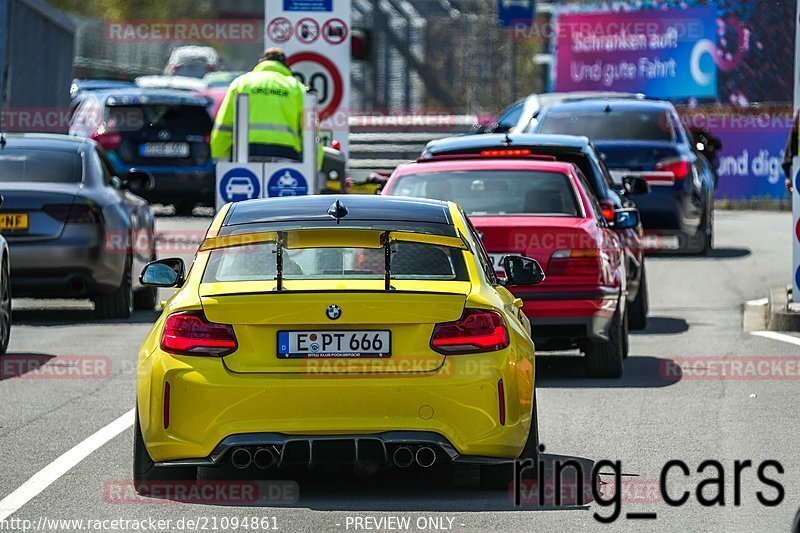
322,18,349,45
287,52,344,122
296,18,320,44
267,17,293,43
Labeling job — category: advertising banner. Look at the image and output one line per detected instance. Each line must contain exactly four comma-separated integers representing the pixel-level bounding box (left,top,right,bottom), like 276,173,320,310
554,7,718,99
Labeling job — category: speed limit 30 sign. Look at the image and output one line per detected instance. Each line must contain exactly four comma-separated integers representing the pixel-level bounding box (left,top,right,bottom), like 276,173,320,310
265,0,351,154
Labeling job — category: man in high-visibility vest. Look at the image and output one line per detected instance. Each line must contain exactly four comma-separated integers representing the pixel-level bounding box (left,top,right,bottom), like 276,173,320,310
211,48,306,162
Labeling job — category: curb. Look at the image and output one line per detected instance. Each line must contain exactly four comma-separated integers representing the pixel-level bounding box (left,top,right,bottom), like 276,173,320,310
767,285,800,332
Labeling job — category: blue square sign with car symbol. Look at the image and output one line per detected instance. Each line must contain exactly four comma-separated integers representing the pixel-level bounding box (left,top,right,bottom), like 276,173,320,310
219,167,261,203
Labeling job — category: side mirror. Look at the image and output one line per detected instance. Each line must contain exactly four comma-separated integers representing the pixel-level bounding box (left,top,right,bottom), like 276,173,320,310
140,258,185,288
613,208,640,230
124,169,155,193
622,175,650,195
691,128,722,155
502,255,545,286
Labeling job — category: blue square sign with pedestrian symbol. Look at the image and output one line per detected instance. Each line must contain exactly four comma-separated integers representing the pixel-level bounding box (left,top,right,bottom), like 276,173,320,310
267,168,309,197
220,167,261,203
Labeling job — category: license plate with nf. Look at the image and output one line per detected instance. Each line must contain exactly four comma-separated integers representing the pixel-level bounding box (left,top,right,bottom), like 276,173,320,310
0,213,28,230
277,330,391,359
140,142,190,158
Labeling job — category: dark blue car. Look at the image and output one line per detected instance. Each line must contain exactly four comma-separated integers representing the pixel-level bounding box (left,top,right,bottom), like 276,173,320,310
69,88,215,215
533,98,716,254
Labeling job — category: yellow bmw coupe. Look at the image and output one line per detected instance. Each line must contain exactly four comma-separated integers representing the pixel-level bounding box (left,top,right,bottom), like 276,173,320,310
134,195,544,489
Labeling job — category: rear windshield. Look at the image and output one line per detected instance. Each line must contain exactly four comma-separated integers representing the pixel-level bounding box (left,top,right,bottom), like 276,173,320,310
106,104,212,133
537,109,675,142
202,243,469,282
391,170,580,216
0,149,81,183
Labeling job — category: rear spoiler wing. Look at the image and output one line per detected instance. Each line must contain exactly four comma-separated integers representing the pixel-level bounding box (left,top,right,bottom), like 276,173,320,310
198,228,471,291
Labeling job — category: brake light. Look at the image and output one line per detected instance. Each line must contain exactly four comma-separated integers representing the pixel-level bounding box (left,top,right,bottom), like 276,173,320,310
654,158,690,180
431,309,509,355
91,129,122,151
43,204,102,224
161,311,238,356
599,199,616,223
548,248,602,277
480,149,531,157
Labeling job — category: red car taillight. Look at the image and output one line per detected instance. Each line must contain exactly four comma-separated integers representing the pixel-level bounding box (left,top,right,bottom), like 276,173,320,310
599,199,616,224
431,309,509,355
655,157,691,180
548,249,602,277
43,204,103,224
91,130,122,151
161,311,237,356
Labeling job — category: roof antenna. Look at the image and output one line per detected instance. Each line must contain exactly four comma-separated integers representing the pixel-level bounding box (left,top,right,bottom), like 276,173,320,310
327,198,348,224
503,130,512,147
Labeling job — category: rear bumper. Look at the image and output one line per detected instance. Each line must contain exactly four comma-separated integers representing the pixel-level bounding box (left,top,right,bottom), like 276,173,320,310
519,289,618,345
138,347,534,464
138,169,215,206
8,231,125,297
157,431,512,469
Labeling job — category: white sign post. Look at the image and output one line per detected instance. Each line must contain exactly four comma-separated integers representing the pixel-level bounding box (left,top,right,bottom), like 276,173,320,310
265,0,352,156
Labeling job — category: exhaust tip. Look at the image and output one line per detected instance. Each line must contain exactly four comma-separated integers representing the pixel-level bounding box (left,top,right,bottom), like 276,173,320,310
415,446,436,468
230,447,252,469
392,446,414,468
253,447,276,470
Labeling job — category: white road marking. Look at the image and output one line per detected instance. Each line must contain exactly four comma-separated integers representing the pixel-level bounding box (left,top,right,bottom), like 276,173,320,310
751,331,800,347
0,409,134,521
745,298,769,306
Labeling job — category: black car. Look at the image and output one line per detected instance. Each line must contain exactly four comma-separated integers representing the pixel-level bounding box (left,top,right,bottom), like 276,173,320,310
421,133,651,330
0,134,157,319
70,89,215,215
533,98,716,254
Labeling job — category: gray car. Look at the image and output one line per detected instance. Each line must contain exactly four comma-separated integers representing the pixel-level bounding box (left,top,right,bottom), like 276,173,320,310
0,134,157,318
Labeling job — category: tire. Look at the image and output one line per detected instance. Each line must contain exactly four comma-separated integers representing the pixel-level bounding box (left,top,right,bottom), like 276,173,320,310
584,302,625,378
134,250,158,311
172,202,195,217
133,286,158,311
628,264,649,331
133,407,196,493
480,392,539,490
694,209,714,256
0,258,11,355
621,308,629,359
94,255,133,319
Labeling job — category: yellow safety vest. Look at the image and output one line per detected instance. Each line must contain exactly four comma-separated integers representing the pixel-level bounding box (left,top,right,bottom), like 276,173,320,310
211,61,306,159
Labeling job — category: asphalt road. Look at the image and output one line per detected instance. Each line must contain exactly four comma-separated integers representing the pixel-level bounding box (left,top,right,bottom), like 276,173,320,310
1,210,799,533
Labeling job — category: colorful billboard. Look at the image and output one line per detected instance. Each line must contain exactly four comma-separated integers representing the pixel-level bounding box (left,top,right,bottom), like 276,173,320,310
554,7,718,100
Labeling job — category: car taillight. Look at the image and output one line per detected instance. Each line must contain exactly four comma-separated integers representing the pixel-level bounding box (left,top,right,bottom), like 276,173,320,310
161,311,238,357
43,204,102,224
548,248,602,277
91,130,122,151
480,149,531,157
431,309,509,355
654,158,691,180
599,199,616,223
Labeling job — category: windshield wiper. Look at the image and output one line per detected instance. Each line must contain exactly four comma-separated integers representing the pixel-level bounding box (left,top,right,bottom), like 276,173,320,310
381,230,393,291
275,231,286,291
